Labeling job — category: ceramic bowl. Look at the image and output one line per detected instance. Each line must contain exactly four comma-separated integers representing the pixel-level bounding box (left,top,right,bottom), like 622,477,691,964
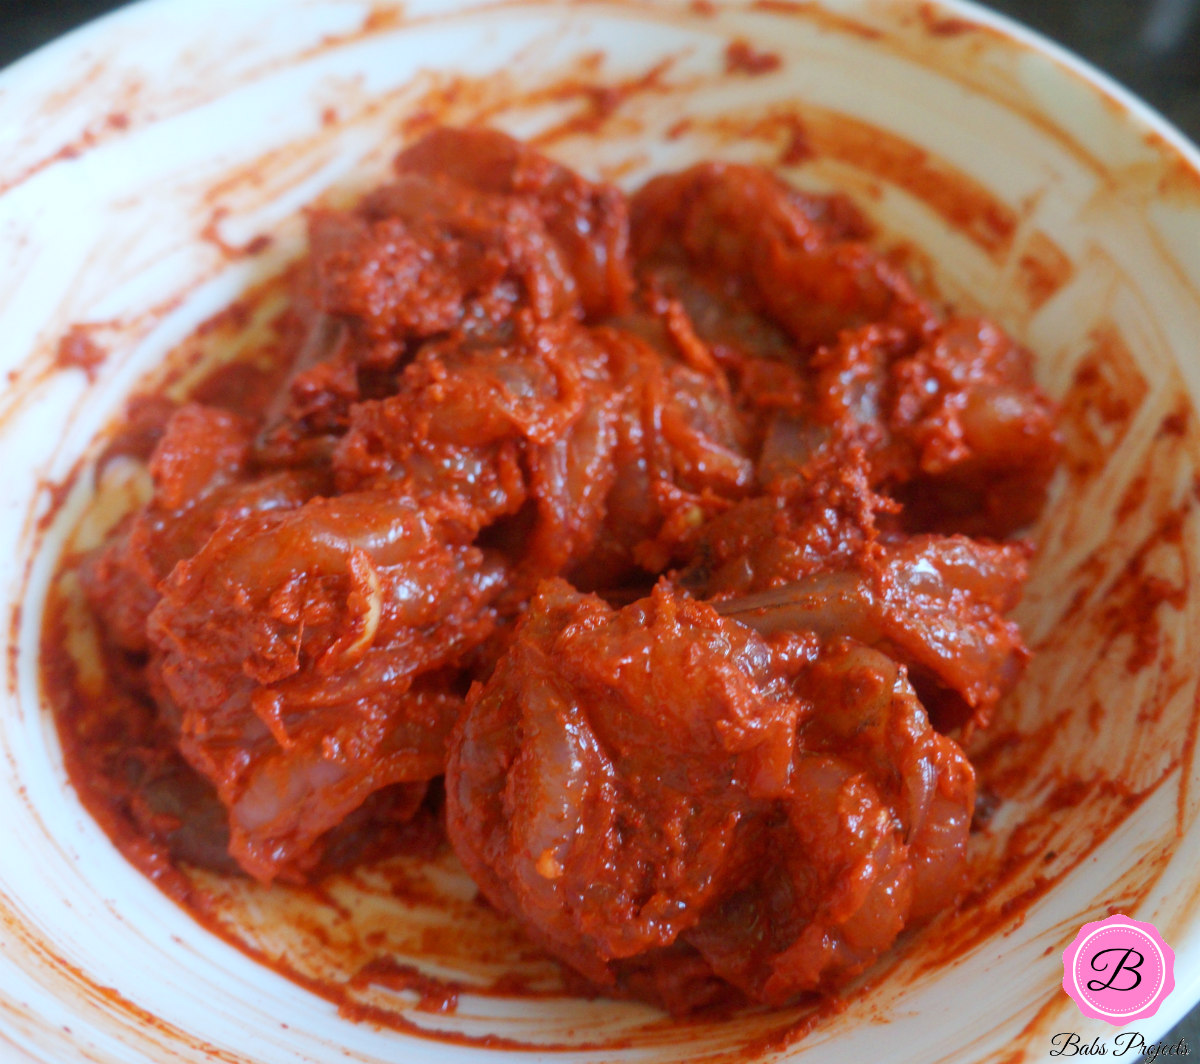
3,1,1200,1061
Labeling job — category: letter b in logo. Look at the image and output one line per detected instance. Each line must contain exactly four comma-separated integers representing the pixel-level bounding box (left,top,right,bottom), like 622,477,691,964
1085,947,1144,993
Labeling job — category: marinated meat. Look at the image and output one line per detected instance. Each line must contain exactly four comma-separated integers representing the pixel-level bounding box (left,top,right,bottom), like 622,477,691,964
51,126,1060,1010
446,581,974,1010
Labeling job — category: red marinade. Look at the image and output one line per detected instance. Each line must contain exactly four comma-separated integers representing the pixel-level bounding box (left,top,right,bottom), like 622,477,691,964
49,127,1060,1014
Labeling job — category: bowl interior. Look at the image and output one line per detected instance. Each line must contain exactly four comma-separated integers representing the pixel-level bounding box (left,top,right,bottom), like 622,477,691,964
3,2,1200,1062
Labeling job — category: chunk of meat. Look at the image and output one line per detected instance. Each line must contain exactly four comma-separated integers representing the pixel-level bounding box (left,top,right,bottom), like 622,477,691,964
713,534,1031,730
332,310,753,596
148,492,503,880
679,445,890,596
687,638,973,1003
333,319,622,593
890,318,1062,535
305,125,633,368
446,580,973,1011
82,404,322,653
570,319,754,586
447,581,801,993
309,178,578,367
631,163,932,353
393,126,633,318
758,319,1062,536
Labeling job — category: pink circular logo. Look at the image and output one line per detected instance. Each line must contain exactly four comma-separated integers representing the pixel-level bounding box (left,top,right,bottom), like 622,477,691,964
1062,914,1175,1025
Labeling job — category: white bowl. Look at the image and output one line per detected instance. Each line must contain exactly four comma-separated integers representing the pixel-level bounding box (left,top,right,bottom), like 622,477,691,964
4,1,1200,1061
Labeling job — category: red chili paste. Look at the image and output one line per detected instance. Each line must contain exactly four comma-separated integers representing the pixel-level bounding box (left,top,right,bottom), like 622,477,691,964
42,127,1061,1017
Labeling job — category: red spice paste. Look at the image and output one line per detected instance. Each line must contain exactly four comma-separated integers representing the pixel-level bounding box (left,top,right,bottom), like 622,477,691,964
42,127,1061,1016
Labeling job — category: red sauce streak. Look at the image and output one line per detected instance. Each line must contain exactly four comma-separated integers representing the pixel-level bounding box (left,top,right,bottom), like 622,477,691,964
1058,325,1146,481
724,39,783,76
54,325,108,383
351,957,461,1014
199,206,274,259
526,56,677,146
0,107,142,197
750,1,884,40
1015,229,1074,311
916,3,977,37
